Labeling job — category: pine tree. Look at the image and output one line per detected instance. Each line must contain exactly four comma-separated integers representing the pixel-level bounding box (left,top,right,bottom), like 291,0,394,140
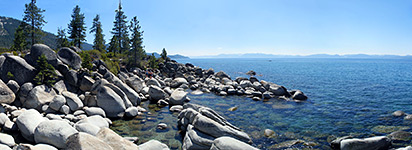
90,14,106,53
161,48,167,60
33,55,58,87
56,27,70,48
148,53,157,69
11,23,28,51
23,0,46,46
108,36,120,54
109,0,130,54
68,5,86,49
129,16,145,67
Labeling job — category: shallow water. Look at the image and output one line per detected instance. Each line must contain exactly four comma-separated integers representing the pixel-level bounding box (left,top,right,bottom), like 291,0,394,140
112,58,412,149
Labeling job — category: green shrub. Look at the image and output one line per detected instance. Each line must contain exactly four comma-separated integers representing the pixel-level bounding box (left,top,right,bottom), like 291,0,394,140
79,51,93,70
7,72,14,80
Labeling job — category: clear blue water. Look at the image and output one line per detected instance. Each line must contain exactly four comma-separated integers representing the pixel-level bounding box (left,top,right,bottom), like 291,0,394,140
177,58,412,149
112,58,412,149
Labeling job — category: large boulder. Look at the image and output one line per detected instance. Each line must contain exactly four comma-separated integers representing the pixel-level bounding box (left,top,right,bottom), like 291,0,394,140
0,55,36,85
57,47,82,70
291,90,308,100
16,109,46,142
0,80,15,104
79,76,95,92
268,85,288,96
96,128,139,150
112,78,140,106
215,71,230,79
340,136,391,150
62,91,83,111
146,78,161,87
182,124,214,150
25,44,58,67
49,95,66,111
148,85,166,102
96,86,127,118
170,78,188,88
178,104,251,143
66,132,113,150
24,85,57,110
210,136,259,150
169,89,188,105
138,140,170,150
84,107,106,118
0,133,15,147
34,120,78,148
76,115,109,129
125,76,146,93
74,123,101,136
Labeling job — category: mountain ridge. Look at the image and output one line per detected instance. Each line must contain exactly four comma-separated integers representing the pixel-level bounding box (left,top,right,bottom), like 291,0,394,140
193,53,412,59
0,16,93,50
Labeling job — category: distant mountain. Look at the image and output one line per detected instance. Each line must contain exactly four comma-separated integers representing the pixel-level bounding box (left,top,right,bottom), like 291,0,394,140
169,54,189,59
146,52,189,59
196,53,412,59
0,16,93,50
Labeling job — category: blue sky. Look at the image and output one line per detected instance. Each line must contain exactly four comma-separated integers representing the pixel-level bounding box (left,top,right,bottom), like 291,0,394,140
1,0,411,56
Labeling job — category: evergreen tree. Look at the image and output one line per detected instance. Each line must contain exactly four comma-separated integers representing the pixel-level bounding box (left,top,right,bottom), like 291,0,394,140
80,52,93,70
56,27,70,48
148,53,157,69
129,16,145,67
68,5,86,48
33,55,58,87
108,36,120,54
11,23,28,51
23,0,46,46
109,0,130,54
160,48,167,60
90,14,106,52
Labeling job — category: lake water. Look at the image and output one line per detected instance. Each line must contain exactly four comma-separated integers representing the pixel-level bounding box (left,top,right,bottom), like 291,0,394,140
112,58,412,149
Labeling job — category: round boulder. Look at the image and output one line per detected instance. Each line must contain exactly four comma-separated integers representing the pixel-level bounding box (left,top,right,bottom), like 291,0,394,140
57,47,82,70
34,120,78,148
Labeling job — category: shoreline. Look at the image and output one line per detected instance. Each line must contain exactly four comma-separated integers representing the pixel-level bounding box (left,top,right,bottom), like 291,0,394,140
0,44,410,150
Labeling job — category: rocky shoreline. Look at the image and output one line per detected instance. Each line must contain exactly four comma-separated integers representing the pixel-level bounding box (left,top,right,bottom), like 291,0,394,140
0,44,409,150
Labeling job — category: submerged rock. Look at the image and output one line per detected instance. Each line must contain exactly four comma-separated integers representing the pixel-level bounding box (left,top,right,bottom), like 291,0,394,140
210,136,259,150
340,136,391,150
66,132,113,150
96,128,139,150
169,89,188,105
138,139,170,150
392,110,406,117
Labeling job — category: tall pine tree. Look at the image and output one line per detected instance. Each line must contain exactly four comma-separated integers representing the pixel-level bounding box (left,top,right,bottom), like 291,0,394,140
56,27,70,48
109,0,130,54
23,0,46,46
68,5,86,49
90,14,106,52
129,16,145,67
11,22,28,51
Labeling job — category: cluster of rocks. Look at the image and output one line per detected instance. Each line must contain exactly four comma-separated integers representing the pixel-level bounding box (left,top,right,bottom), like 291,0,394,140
157,61,308,101
0,43,307,149
177,103,258,150
328,110,412,150
0,44,170,149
